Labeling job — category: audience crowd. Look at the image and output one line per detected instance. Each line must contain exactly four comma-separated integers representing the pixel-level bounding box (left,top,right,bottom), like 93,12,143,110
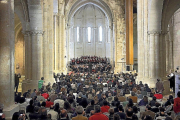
0,71,179,120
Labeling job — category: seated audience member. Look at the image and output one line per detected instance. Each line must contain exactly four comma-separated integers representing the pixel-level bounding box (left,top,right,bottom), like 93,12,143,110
149,96,157,107
173,91,180,115
36,91,45,102
101,101,110,113
60,109,68,120
89,105,108,120
129,92,137,103
41,90,49,99
29,106,41,120
80,98,88,108
126,98,134,109
117,105,126,119
165,95,174,107
26,100,34,113
72,106,88,120
25,92,32,104
39,108,48,120
151,102,160,113
54,95,65,109
113,102,120,113
49,91,57,103
46,98,54,108
165,100,173,116
111,97,120,107
113,113,120,120
31,89,37,98
132,106,140,118
165,117,173,120
154,91,163,100
141,105,155,120
33,96,41,107
48,105,58,120
141,87,147,96
156,107,167,120
86,100,95,114
64,101,74,113
126,107,134,120
76,92,83,104
15,92,22,103
139,96,148,106
108,109,114,120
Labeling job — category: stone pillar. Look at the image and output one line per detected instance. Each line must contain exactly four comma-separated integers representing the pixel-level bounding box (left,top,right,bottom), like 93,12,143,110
31,31,43,80
23,31,32,80
43,0,50,81
168,39,173,71
54,14,59,71
147,31,161,87
125,0,134,68
0,0,19,118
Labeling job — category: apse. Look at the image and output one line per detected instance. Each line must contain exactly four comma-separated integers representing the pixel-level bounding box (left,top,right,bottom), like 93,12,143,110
67,4,112,60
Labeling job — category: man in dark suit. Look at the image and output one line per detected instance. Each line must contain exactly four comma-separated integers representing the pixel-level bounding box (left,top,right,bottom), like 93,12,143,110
88,62,93,73
15,73,21,92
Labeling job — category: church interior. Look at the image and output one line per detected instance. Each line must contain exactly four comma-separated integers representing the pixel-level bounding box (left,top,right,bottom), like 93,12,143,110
1,0,180,119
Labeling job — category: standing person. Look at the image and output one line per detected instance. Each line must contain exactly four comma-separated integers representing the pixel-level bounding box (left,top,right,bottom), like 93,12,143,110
173,91,180,116
156,79,164,93
88,62,93,73
38,77,45,91
15,73,21,92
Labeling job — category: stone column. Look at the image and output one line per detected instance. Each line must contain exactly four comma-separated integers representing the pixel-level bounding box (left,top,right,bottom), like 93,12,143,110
0,0,19,118
23,31,32,80
43,0,50,81
165,33,169,73
31,31,43,80
147,31,160,87
168,39,173,71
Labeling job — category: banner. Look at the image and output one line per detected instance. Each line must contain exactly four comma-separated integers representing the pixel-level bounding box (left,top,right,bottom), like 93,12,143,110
175,73,180,98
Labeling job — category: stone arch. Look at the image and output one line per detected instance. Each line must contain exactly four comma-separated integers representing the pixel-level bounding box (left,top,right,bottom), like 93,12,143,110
161,0,180,32
66,0,114,27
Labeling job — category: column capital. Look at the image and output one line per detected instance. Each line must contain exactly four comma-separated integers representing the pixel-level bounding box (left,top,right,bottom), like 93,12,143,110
30,31,44,35
22,31,31,36
147,31,161,35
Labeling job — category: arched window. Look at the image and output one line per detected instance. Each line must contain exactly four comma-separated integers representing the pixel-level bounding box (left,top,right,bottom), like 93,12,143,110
77,27,79,42
88,27,91,42
99,26,102,42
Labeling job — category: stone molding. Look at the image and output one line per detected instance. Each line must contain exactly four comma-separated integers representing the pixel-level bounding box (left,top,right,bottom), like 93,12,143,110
30,31,44,35
147,31,161,35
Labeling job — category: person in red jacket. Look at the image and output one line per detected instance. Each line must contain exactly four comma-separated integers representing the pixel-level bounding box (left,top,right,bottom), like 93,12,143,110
174,91,180,115
89,105,108,120
154,91,163,99
45,98,54,108
101,101,110,113
41,90,49,99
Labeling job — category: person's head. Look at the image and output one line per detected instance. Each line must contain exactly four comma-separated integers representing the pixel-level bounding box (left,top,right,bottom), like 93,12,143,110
146,105,151,111
128,98,133,107
103,101,108,106
114,97,118,101
94,105,101,113
76,106,84,115
33,89,37,93
29,100,33,105
91,100,95,105
159,107,165,112
113,113,120,120
41,108,47,116
60,109,67,118
155,102,161,107
157,79,160,82
34,106,39,113
64,101,71,110
54,103,60,111
41,77,44,80
36,91,41,96
131,91,135,96
41,102,46,107
108,108,114,115
132,106,138,114
118,105,124,112
177,91,180,98
153,96,156,101
50,105,54,110
126,108,133,118
143,96,148,102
